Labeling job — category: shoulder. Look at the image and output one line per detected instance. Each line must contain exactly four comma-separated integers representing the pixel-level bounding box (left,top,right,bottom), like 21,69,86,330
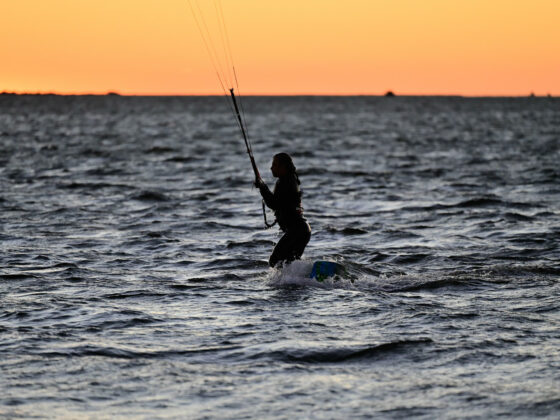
278,175,297,186
278,175,299,193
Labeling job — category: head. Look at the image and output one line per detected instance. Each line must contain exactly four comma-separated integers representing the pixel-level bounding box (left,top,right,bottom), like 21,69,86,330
271,152,300,184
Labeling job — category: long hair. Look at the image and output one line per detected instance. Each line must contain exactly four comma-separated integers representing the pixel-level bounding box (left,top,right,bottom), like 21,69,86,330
274,152,300,185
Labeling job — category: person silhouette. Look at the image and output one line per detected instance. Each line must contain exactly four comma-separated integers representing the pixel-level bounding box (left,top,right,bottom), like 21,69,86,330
255,153,311,267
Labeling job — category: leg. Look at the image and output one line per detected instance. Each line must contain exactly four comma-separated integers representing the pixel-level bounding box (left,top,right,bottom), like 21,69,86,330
269,232,295,267
268,222,311,267
293,222,311,260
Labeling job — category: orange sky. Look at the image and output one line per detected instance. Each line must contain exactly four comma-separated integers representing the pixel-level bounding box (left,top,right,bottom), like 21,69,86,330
2,0,559,95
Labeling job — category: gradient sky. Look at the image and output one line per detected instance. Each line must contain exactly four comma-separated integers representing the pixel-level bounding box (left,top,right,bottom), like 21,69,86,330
3,0,559,95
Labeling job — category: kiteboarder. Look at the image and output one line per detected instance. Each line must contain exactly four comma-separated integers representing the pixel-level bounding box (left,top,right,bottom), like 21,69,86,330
255,153,311,267
187,3,311,267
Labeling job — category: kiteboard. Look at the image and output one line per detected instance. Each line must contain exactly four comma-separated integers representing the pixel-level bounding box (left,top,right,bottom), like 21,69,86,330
309,261,346,282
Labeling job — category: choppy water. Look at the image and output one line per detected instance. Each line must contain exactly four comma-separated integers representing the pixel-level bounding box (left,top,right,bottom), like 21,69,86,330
1,95,559,419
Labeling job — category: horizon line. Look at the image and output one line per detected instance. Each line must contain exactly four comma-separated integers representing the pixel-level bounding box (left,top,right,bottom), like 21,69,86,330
2,90,557,98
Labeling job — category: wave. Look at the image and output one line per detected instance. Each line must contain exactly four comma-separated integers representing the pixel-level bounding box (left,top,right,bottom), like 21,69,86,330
226,239,274,249
325,226,368,235
80,148,111,158
165,156,195,163
378,275,474,292
60,181,135,190
102,291,168,300
246,339,433,363
267,260,357,289
389,253,432,265
132,190,170,202
369,263,560,292
36,344,242,360
400,196,539,212
503,212,534,221
144,146,176,154
0,273,38,281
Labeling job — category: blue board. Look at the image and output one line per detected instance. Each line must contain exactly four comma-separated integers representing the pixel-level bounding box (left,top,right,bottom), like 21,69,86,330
310,261,346,282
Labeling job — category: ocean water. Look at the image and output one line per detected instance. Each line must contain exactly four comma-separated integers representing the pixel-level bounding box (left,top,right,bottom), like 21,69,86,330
1,95,559,419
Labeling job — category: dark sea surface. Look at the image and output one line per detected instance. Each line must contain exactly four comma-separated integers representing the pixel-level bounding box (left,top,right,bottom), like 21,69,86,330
1,95,559,419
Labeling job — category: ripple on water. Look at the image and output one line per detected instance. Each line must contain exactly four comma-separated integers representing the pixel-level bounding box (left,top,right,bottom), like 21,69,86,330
0,96,559,418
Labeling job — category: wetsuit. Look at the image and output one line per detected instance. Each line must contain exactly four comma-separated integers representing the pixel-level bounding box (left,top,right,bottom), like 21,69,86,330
258,174,311,267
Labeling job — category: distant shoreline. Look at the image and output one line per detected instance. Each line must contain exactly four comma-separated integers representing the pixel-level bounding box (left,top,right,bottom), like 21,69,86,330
1,91,557,98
